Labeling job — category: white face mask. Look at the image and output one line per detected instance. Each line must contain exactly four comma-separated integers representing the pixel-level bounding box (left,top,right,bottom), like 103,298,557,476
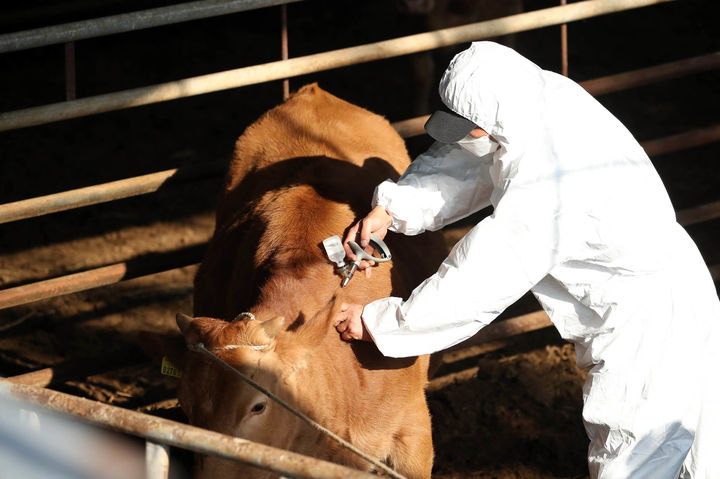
457,134,499,158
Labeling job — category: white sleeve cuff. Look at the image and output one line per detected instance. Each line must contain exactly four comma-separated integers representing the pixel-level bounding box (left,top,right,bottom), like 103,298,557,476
362,296,488,358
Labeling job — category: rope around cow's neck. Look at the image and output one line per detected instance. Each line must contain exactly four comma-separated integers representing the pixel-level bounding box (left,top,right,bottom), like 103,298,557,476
188,342,407,479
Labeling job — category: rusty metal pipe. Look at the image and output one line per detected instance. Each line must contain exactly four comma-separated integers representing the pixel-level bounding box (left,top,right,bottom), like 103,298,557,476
393,52,720,139
428,311,554,383
396,118,720,158
641,124,720,157
281,3,290,101
440,262,719,359
0,118,717,312
1,195,717,312
0,244,205,310
3,120,716,227
395,116,720,159
676,200,720,227
0,161,225,225
0,0,304,54
447,311,553,353
392,115,430,139
0,382,378,479
5,357,149,388
560,0,568,77
0,0,676,132
581,51,720,96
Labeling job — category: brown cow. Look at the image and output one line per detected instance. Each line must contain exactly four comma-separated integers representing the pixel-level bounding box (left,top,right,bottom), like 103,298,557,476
176,84,448,478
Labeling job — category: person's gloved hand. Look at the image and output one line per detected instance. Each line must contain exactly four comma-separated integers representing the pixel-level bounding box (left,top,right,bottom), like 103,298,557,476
343,205,392,276
334,303,372,342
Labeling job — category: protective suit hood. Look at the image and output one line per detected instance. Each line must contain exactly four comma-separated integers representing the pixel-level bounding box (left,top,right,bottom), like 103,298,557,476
436,41,672,218
439,42,546,146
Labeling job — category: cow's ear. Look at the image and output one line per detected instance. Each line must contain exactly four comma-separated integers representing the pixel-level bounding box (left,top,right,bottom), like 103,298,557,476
176,312,194,335
133,330,186,368
261,316,285,340
176,312,203,346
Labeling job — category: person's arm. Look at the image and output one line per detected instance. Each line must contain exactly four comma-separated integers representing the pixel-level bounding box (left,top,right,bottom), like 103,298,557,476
343,141,494,265
360,181,561,358
373,141,494,236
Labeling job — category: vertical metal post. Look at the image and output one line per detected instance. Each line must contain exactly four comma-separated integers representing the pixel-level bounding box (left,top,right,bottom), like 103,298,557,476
146,440,170,479
560,0,568,76
65,41,76,100
281,3,289,100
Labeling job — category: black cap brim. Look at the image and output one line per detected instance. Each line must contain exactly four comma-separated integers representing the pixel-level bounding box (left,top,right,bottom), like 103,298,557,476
424,109,477,143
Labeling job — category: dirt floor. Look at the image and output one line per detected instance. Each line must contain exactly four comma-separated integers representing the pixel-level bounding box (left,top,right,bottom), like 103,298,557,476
1,1,718,478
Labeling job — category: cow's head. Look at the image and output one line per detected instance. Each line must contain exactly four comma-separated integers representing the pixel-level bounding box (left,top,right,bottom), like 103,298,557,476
176,312,310,478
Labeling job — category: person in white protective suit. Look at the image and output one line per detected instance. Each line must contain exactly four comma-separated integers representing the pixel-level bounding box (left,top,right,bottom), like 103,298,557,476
333,42,720,478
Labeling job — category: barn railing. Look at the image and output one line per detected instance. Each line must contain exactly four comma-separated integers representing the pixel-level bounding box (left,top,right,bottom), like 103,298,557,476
1,51,719,225
2,0,718,477
0,0,676,132
0,381,379,479
0,0,304,53
1,121,718,311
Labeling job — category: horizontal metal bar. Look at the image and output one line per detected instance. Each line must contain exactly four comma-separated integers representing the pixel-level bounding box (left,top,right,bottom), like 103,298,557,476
0,382,377,479
396,52,720,139
0,161,225,225
451,311,553,351
392,115,430,139
428,311,552,391
427,365,480,393
437,258,720,361
0,202,715,316
0,0,303,54
2,112,715,226
5,357,148,388
398,119,720,158
676,200,720,227
642,124,720,157
0,0,675,132
1,183,718,312
0,244,205,310
399,120,720,157
580,51,720,96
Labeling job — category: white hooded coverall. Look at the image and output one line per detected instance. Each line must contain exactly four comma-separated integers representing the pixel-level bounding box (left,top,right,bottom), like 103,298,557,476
362,42,720,478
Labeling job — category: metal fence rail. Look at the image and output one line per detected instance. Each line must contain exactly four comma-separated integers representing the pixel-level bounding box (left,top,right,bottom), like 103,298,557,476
0,244,205,310
1,118,717,225
0,0,676,132
0,0,303,54
1,166,717,311
0,381,378,479
2,50,718,226
642,124,720,157
0,162,226,225
579,51,720,96
677,200,720,227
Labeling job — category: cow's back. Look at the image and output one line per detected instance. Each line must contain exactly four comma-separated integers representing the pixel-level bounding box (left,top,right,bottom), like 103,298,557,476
195,84,445,318
217,83,410,224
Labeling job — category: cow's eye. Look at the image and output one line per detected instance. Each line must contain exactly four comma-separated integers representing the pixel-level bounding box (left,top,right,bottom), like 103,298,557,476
250,402,266,415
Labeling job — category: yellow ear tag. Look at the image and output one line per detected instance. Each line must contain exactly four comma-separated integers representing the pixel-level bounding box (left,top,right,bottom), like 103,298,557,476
161,356,182,378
